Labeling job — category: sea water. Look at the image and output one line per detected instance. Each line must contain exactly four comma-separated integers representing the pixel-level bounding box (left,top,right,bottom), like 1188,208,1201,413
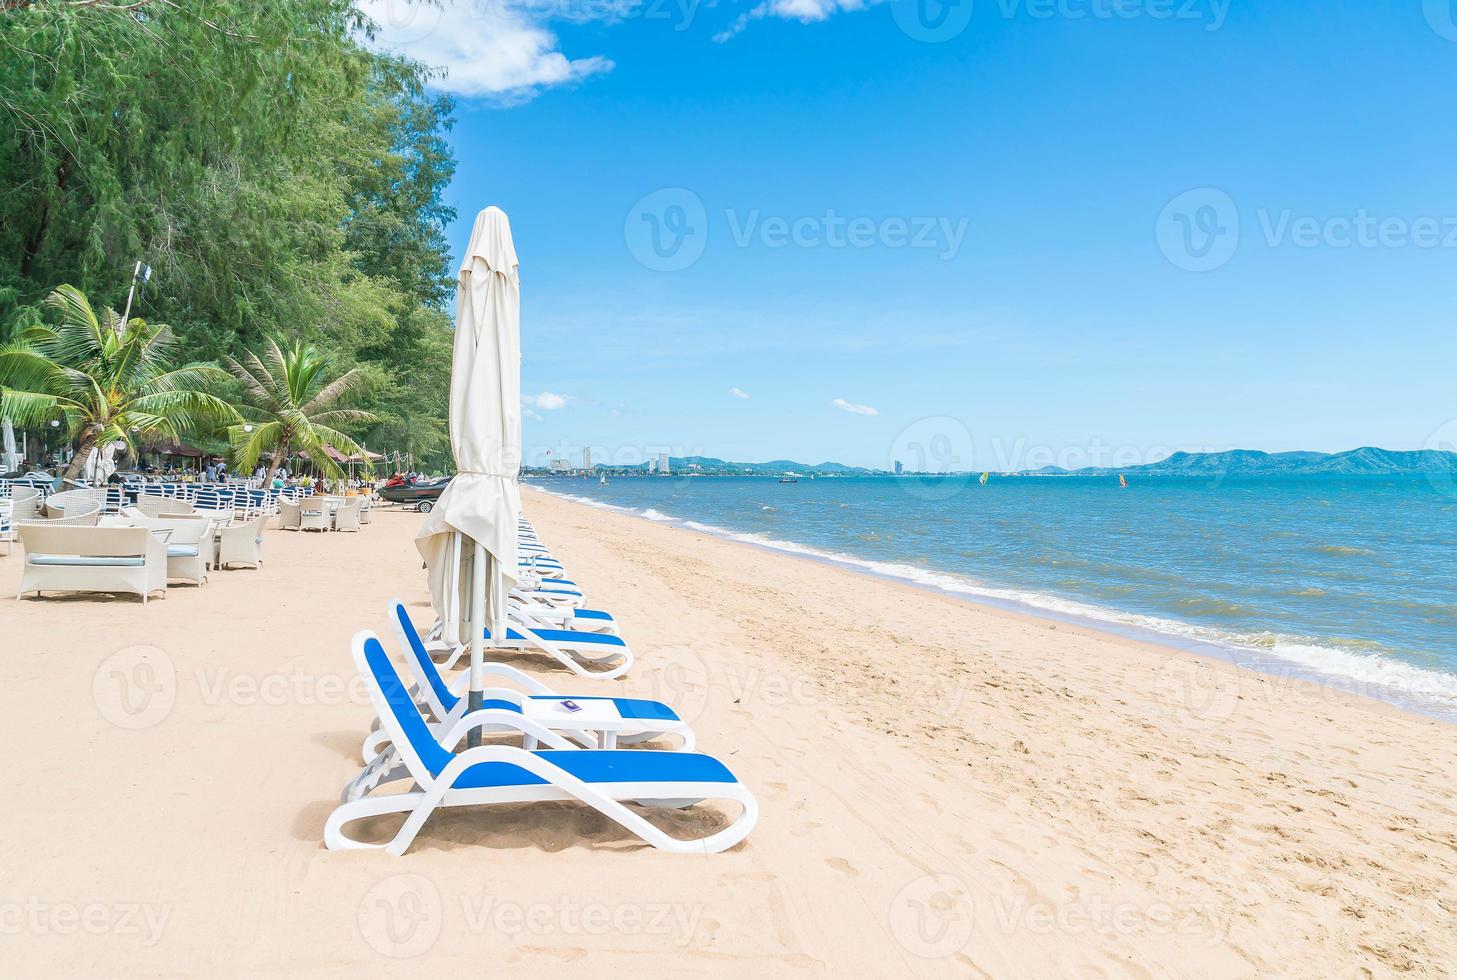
535,474,1457,722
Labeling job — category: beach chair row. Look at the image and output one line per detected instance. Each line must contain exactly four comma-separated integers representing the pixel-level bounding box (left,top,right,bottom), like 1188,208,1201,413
325,518,758,856
125,482,317,519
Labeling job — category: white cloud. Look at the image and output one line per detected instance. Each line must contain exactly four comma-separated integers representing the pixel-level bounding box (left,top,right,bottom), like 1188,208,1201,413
524,391,569,410
523,408,544,421
715,0,873,41
729,387,750,399
359,0,614,101
832,397,878,416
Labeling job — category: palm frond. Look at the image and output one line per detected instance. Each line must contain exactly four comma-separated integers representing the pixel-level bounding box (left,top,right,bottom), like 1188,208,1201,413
223,353,276,409
226,420,282,473
138,363,232,395
126,390,242,432
0,344,65,394
0,388,74,428
299,366,363,415
43,286,106,361
307,408,378,427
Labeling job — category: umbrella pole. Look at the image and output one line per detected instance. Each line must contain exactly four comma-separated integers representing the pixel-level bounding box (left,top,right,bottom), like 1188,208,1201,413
444,532,461,643
467,540,487,748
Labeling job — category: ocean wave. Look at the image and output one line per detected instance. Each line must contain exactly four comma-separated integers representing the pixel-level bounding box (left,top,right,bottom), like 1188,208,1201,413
533,485,1457,717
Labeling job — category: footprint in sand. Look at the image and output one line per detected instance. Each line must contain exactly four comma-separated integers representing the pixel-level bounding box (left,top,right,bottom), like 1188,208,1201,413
511,946,587,963
825,857,860,878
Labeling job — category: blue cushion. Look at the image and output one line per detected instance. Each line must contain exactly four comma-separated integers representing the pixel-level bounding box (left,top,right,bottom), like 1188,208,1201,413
483,626,626,648
28,554,145,567
394,602,460,713
167,545,199,558
364,636,454,775
571,609,613,622
450,748,737,790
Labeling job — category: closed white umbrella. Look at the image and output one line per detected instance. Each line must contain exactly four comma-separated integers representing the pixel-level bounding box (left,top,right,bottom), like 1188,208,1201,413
1,417,19,472
416,207,521,743
83,439,122,484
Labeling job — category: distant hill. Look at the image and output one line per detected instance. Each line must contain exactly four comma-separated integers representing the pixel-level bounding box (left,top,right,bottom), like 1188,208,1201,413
1022,448,1457,477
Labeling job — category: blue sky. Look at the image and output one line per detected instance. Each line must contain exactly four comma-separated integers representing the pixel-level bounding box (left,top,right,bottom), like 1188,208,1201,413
367,0,1457,470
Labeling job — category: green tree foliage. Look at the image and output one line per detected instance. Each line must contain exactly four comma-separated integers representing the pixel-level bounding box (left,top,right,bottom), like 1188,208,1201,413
0,0,456,466
0,284,240,480
226,337,374,479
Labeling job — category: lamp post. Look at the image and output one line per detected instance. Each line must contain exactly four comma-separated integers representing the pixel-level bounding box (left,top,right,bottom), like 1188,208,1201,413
118,261,152,336
47,419,61,474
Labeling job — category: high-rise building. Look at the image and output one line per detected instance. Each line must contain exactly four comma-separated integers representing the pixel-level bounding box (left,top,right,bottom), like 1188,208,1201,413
582,448,592,470
658,452,670,475
895,460,904,475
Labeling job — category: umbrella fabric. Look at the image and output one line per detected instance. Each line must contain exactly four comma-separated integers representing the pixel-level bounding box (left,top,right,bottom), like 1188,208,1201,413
415,207,522,645
1,418,19,471
84,440,121,483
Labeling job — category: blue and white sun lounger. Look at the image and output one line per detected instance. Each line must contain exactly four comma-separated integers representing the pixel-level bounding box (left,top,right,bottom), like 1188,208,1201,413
370,600,691,758
435,616,634,679
326,632,755,855
511,597,618,634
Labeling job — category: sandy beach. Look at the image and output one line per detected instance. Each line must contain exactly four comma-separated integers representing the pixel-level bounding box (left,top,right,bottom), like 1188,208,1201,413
2,486,1455,977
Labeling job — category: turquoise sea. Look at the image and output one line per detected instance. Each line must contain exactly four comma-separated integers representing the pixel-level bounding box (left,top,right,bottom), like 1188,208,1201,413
536,474,1457,721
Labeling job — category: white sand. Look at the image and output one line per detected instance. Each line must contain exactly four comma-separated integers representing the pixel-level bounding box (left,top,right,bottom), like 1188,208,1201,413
2,488,1454,976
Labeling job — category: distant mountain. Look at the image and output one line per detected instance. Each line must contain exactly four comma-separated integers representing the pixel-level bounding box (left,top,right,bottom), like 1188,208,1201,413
1022,448,1457,477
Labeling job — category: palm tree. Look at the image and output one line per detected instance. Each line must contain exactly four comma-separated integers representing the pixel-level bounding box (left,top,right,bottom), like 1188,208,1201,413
224,338,375,480
0,285,240,481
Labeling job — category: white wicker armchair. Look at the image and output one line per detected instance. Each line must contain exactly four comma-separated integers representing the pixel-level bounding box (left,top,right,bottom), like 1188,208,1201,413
277,499,301,531
333,499,362,532
136,494,193,517
299,499,330,532
217,516,266,569
5,485,42,522
43,489,106,520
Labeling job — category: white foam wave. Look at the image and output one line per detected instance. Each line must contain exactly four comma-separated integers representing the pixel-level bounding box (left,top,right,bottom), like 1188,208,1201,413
534,486,1457,716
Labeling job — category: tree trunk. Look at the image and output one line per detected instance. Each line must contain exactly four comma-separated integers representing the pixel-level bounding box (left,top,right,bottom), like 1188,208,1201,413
62,426,102,482
268,437,291,474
